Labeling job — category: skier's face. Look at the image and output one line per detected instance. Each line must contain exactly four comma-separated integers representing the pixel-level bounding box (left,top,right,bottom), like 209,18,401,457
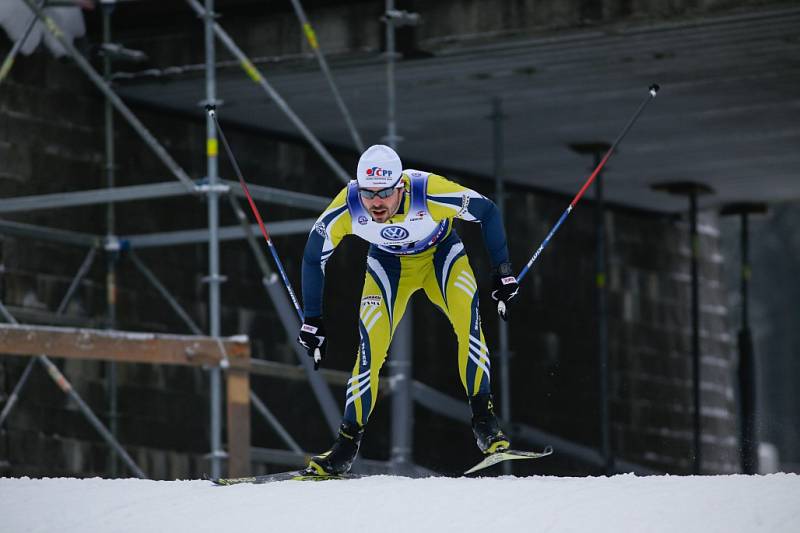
361,187,402,223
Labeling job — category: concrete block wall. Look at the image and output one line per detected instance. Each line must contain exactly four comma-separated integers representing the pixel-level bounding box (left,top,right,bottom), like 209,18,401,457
607,211,738,472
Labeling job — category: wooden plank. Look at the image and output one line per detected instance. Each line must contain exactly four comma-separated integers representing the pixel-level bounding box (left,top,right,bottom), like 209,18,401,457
226,368,251,477
0,323,249,367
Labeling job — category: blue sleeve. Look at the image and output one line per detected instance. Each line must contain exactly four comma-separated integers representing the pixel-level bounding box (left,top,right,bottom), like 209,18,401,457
302,231,326,318
300,194,350,317
425,174,510,268
469,196,510,268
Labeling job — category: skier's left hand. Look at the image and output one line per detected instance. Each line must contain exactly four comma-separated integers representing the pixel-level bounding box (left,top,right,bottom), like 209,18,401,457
491,262,519,321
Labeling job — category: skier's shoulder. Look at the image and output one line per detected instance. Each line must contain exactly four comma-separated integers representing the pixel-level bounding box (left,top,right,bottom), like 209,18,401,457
403,169,432,181
402,169,451,188
421,172,482,220
417,172,472,196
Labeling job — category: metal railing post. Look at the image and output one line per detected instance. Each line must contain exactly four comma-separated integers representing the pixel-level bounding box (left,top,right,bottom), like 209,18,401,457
720,202,765,474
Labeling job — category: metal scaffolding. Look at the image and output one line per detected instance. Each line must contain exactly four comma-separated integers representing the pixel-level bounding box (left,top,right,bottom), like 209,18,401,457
0,0,661,479
0,0,391,479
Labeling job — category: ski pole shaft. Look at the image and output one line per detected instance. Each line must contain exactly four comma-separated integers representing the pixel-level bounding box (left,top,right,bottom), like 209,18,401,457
206,107,322,366
517,84,660,283
206,107,303,322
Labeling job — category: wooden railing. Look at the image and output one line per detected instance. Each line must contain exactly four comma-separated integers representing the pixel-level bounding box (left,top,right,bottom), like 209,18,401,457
0,323,251,477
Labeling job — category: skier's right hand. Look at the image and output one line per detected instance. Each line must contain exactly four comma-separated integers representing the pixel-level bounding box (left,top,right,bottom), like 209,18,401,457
297,316,326,370
491,262,519,321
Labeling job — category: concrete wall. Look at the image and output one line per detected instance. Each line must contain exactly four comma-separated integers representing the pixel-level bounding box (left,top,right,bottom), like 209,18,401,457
0,0,750,478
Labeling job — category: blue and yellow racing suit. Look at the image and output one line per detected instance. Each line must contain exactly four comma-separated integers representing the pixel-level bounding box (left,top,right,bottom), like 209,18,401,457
302,170,509,427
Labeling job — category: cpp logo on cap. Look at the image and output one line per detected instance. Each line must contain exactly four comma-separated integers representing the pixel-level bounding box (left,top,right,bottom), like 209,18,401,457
366,167,393,177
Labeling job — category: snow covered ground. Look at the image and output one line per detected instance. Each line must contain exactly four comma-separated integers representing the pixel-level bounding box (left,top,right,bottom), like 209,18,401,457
1,473,799,533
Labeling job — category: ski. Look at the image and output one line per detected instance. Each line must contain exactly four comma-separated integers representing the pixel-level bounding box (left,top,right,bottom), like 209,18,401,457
464,446,553,475
206,469,363,485
208,446,553,484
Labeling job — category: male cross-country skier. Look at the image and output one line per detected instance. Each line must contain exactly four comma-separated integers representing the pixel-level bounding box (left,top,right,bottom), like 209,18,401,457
297,144,520,476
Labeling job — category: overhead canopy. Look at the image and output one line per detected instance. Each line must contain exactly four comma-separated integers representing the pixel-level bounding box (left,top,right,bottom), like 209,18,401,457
116,6,800,214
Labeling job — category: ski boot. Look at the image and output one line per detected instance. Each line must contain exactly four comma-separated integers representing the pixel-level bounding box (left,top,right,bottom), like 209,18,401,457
469,393,510,454
306,421,365,476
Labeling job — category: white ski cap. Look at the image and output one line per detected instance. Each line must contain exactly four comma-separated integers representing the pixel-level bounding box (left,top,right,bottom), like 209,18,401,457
356,144,403,188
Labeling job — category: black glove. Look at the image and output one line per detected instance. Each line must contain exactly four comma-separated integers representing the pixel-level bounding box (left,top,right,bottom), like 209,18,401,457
297,316,326,370
490,262,519,321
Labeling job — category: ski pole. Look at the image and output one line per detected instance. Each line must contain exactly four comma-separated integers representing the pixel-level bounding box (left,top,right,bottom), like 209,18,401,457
517,84,660,283
206,106,321,367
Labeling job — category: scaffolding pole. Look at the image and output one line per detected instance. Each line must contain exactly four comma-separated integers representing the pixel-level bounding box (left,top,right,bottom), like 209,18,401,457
0,182,195,214
383,0,414,473
124,218,315,248
288,0,364,152
225,180,329,211
201,0,225,480
19,0,196,192
0,219,99,247
128,251,200,334
185,0,351,184
0,216,314,249
250,391,303,453
0,180,328,214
